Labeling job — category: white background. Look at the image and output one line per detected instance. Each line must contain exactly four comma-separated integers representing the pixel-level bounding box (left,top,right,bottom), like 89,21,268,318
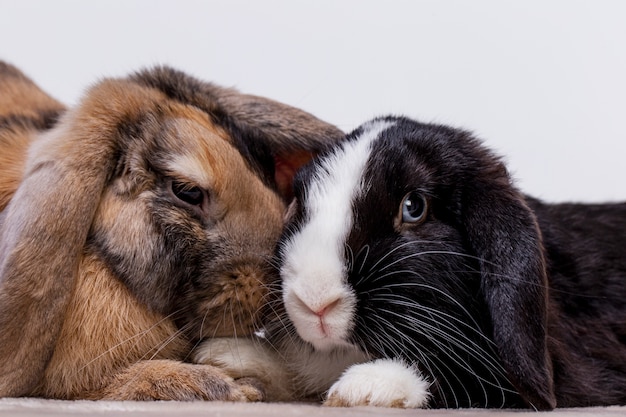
1,0,624,202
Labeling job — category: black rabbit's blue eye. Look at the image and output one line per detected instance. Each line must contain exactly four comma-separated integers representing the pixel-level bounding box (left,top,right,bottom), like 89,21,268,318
172,181,205,206
401,191,427,224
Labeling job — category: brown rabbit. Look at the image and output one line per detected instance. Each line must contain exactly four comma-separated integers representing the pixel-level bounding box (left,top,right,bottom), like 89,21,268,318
0,62,343,400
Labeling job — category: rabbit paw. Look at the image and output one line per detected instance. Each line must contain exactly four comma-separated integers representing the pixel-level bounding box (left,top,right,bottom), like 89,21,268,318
98,359,264,401
194,337,295,402
194,337,269,379
324,358,429,408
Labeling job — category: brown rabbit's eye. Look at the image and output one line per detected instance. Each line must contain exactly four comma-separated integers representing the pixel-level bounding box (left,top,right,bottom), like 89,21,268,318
401,191,428,224
171,181,205,207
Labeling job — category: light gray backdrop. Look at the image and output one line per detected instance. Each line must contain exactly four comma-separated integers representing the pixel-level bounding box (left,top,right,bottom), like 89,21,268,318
2,0,624,202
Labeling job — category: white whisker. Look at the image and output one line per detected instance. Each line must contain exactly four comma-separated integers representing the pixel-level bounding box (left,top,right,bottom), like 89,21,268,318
78,310,180,372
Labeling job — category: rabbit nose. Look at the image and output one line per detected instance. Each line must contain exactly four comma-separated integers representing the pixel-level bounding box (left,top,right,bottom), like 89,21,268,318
295,294,342,319
313,298,341,318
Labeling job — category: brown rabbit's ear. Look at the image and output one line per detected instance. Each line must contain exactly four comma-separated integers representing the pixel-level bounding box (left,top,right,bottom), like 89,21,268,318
0,61,66,210
0,79,154,396
461,161,556,410
214,91,342,200
0,61,65,121
129,66,344,200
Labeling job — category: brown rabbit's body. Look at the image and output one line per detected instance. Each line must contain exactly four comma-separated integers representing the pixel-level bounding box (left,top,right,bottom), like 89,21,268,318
34,252,187,399
0,62,342,400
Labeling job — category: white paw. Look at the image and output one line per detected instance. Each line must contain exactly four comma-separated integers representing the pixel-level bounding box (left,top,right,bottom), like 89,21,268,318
193,337,294,402
193,337,266,379
324,358,430,408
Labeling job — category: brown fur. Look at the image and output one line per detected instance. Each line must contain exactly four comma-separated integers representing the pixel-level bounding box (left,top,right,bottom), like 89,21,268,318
0,61,63,119
0,62,343,400
0,62,64,209
34,252,188,398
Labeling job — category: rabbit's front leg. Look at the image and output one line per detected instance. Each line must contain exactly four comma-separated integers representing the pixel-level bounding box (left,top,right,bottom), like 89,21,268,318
194,337,296,402
94,359,264,401
324,358,430,408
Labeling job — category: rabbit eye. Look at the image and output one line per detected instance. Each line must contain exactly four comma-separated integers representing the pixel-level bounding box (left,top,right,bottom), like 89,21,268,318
171,181,205,207
401,191,427,224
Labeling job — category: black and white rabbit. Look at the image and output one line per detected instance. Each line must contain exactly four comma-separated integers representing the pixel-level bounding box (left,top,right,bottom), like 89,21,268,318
198,115,626,409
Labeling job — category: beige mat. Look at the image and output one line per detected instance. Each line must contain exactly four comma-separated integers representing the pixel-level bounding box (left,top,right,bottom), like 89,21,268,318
0,398,624,417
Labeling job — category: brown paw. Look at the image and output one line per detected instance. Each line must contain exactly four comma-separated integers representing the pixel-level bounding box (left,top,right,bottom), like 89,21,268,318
96,360,265,401
234,377,265,402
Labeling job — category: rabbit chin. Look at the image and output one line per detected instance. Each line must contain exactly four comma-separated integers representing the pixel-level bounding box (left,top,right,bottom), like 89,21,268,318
298,325,357,352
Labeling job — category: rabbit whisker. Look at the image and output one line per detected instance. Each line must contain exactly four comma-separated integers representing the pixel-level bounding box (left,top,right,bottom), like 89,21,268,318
262,302,302,356
377,308,481,407
394,307,512,406
78,310,181,372
197,302,213,342
385,295,508,374
147,324,189,361
355,245,371,276
375,246,583,301
363,287,514,408
207,305,228,341
391,310,506,391
369,276,481,331
372,293,496,349
377,249,483,274
379,247,602,300
364,240,443,275
361,308,462,408
345,244,355,277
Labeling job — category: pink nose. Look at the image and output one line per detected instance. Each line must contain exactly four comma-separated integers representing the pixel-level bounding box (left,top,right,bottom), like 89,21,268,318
294,294,342,319
312,298,341,318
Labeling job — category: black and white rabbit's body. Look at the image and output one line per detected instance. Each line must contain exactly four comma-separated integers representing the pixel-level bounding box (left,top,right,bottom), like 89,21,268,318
262,116,626,409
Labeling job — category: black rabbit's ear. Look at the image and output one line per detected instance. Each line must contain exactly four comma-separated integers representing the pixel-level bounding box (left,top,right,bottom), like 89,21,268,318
462,165,556,410
130,66,344,201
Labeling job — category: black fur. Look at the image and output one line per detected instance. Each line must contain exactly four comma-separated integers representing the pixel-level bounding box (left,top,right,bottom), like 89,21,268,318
276,116,626,409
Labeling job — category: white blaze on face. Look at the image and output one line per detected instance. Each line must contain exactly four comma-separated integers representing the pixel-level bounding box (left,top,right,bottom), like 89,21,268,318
280,119,394,351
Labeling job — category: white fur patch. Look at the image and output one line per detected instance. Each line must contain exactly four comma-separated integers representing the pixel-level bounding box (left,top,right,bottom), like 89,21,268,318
165,119,220,188
326,358,430,408
167,152,215,188
193,338,284,381
280,120,394,351
194,338,371,401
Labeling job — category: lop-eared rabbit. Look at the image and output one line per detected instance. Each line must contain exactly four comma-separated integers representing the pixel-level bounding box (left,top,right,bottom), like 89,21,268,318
198,116,626,410
0,61,343,400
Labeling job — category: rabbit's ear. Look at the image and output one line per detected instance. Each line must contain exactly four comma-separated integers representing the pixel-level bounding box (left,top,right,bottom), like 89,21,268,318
461,164,556,410
0,79,148,396
130,66,343,200
0,61,65,121
0,61,66,210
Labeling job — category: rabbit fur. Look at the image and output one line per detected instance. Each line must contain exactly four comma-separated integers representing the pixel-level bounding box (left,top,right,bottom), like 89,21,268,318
0,61,343,400
196,116,626,410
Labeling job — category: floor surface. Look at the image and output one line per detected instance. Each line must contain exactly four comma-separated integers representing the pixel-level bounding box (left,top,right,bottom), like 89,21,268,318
0,398,625,417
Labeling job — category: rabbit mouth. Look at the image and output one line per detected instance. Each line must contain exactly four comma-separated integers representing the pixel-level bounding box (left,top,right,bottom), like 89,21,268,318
282,286,357,352
177,263,271,340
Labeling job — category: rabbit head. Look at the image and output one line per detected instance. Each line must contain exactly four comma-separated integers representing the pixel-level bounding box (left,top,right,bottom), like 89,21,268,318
0,64,343,398
272,116,555,409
